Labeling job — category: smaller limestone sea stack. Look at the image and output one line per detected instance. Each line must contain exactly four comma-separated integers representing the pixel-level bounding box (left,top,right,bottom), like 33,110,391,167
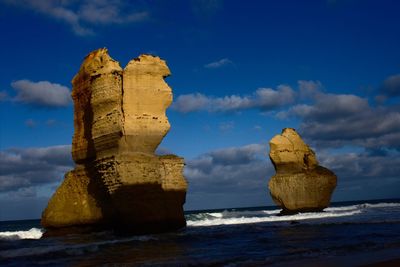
41,48,187,235
268,128,337,213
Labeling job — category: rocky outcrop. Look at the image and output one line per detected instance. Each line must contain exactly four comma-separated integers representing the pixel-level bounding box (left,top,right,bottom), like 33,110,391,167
268,128,337,213
42,48,188,234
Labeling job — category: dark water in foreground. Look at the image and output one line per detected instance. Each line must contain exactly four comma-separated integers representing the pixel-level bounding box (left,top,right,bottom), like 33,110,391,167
1,199,400,266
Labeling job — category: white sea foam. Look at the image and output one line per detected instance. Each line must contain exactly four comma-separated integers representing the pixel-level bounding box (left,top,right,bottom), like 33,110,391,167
187,210,362,226
187,202,400,227
325,202,400,212
0,228,43,240
208,212,223,218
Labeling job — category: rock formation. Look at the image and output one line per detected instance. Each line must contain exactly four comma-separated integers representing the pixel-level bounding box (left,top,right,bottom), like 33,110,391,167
268,128,337,213
42,48,188,234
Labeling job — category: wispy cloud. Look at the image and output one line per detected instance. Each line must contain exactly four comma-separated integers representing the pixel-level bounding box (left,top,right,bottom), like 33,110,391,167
10,79,71,107
192,0,223,18
3,0,148,36
204,58,234,69
24,119,36,128
253,125,262,131
0,91,8,101
219,121,234,131
172,85,295,113
46,119,57,126
381,73,400,97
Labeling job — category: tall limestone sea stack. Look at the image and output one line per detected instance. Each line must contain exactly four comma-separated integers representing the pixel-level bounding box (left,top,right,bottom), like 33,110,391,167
41,48,188,234
268,128,337,213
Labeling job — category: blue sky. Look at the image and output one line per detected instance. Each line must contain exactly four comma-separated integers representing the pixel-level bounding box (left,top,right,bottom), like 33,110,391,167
1,0,400,220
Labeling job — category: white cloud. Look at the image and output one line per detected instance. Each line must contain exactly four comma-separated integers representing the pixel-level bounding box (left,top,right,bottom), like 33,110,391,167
204,58,234,69
320,150,400,185
4,0,148,36
278,85,400,150
185,142,400,208
214,94,253,110
173,77,400,153
171,93,210,113
288,93,369,120
185,144,271,194
254,85,295,108
78,1,148,25
298,80,323,98
0,145,73,194
318,150,400,200
11,79,71,107
172,85,295,113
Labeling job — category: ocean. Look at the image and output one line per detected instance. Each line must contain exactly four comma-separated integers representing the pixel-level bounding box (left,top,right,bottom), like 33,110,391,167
1,199,400,266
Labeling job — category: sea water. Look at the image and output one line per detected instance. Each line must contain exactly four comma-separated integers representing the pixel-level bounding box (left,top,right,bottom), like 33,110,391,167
1,199,400,266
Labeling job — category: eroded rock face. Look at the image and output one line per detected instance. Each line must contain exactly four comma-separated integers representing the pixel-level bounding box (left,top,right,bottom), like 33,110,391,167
268,128,337,213
42,48,188,234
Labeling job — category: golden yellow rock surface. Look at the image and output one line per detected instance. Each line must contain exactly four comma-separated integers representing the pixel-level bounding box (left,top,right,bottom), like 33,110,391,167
122,55,172,154
41,166,113,228
42,48,187,234
268,128,337,212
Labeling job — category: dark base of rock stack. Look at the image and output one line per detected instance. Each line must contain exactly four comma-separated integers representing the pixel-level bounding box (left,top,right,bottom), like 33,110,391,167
269,166,337,214
42,154,187,236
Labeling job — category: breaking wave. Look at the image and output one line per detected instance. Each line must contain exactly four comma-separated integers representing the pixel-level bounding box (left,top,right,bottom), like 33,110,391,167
0,228,43,240
2,203,399,241
1,201,399,264
186,202,400,227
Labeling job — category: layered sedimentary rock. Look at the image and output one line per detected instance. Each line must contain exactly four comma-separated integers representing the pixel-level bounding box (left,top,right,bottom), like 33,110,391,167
268,128,337,213
42,48,188,234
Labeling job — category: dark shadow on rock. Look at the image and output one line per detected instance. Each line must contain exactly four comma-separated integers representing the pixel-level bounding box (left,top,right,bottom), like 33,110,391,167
110,183,186,234
42,224,112,238
85,163,115,223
